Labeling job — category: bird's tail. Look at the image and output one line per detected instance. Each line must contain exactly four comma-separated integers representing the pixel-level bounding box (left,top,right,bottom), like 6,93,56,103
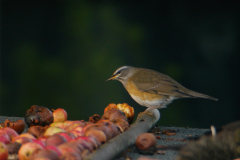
187,90,218,101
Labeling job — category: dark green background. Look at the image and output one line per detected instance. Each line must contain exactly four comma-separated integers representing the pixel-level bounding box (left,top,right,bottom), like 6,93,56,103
1,1,239,128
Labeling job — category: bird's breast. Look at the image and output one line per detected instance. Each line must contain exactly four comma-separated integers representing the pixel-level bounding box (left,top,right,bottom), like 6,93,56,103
124,80,165,108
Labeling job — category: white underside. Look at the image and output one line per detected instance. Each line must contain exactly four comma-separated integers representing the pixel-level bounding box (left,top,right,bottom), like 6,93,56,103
130,94,175,109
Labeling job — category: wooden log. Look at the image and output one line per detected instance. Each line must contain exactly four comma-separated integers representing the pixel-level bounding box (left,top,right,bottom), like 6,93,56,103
84,109,160,160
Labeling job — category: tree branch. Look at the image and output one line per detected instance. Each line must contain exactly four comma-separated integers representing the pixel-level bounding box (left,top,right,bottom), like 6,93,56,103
84,109,160,160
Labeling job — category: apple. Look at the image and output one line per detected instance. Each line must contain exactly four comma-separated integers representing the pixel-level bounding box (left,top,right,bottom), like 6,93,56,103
29,148,59,160
45,134,67,146
52,108,67,123
64,121,85,132
33,158,51,160
11,136,32,145
44,145,62,157
43,127,65,137
0,127,19,140
18,142,43,160
84,129,107,144
18,133,36,140
74,138,94,152
58,142,83,156
75,136,100,150
69,130,84,138
55,132,75,141
6,142,22,154
73,126,84,132
60,152,82,160
0,133,10,144
32,139,46,148
0,142,8,160
49,122,69,130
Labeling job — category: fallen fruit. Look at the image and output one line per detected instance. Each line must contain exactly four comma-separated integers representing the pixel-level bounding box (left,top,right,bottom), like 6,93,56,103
4,119,25,134
25,105,53,127
0,142,8,160
18,142,44,160
135,133,157,151
52,108,68,123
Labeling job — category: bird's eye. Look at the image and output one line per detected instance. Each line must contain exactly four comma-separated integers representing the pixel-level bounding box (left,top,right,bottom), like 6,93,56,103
116,70,121,75
113,70,122,76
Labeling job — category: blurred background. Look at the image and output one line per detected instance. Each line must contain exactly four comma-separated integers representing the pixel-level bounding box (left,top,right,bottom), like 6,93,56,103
1,1,239,128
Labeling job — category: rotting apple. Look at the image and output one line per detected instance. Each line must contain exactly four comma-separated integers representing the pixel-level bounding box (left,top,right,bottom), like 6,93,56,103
101,108,128,122
27,125,49,139
111,118,129,132
135,133,157,151
7,142,22,154
4,119,25,134
25,105,53,127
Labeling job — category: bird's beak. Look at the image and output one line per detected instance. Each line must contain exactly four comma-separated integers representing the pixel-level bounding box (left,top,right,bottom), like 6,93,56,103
106,76,115,81
106,77,113,81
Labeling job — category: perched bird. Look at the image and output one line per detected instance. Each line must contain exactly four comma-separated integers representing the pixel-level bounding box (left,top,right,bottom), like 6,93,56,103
106,66,217,112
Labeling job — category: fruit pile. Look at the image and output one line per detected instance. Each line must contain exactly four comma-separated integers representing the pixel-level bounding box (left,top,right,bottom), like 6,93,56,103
0,103,134,160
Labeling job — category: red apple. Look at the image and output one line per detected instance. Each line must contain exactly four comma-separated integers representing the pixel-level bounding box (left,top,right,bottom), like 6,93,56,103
0,133,10,144
29,148,59,160
0,127,19,140
32,139,46,148
55,132,75,141
38,137,47,143
18,142,43,160
44,145,62,157
0,142,8,160
44,127,66,137
52,108,68,123
45,134,67,146
11,136,32,145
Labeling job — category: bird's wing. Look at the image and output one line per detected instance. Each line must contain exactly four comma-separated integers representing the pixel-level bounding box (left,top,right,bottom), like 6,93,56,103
130,69,191,97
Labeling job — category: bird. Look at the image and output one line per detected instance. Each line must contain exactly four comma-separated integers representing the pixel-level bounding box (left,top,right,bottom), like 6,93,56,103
106,66,218,112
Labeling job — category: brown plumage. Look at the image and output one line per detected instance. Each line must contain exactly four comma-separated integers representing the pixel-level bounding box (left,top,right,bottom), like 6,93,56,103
107,66,218,112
